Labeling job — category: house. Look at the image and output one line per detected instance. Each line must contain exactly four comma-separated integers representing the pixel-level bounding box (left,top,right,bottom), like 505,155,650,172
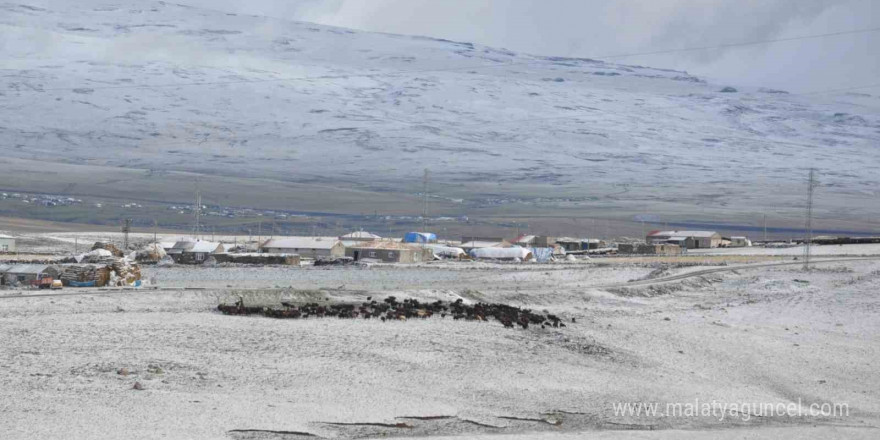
166,240,224,264
0,234,15,253
729,236,752,247
1,264,60,286
345,240,431,263
260,237,345,259
556,237,605,252
617,243,682,255
647,230,722,249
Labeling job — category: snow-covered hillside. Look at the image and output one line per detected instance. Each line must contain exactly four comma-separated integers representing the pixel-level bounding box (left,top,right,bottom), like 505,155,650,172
2,1,879,226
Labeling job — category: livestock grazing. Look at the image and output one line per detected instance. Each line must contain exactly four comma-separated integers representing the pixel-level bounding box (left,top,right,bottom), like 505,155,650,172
218,296,571,331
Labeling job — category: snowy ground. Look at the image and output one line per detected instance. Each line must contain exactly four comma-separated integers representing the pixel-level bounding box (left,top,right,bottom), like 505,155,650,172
692,243,880,257
1,258,878,439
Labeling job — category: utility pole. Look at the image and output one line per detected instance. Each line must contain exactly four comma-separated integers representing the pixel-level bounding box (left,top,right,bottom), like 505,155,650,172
75,236,78,254
122,218,132,250
193,186,201,240
422,168,429,233
763,211,767,243
803,168,817,271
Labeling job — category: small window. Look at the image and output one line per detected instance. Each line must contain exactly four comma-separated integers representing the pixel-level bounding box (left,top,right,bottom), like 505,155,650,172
369,251,376,257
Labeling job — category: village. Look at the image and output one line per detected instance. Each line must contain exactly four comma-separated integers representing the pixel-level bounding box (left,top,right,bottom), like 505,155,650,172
0,226,782,289
2,1,879,438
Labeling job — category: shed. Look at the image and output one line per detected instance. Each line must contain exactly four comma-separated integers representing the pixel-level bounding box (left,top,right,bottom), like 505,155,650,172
345,240,430,263
0,234,15,253
260,237,345,259
2,264,60,286
0,264,12,284
647,230,722,249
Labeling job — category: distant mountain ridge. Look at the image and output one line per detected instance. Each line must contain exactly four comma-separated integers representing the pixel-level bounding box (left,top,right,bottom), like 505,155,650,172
2,0,879,227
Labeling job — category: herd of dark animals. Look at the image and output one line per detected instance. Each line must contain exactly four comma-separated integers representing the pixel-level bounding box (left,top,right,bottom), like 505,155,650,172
217,296,570,330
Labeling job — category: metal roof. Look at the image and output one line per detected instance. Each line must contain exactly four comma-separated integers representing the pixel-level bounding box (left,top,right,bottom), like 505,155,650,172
4,264,51,274
461,240,509,248
649,230,719,238
170,240,222,253
261,237,341,250
339,231,382,239
190,241,223,253
348,240,420,250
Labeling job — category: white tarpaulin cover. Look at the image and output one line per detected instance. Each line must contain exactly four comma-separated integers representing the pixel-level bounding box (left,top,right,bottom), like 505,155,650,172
469,247,533,261
426,245,466,259
530,247,554,263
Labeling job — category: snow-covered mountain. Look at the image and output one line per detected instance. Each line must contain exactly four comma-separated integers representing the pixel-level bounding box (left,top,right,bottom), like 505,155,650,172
2,1,879,228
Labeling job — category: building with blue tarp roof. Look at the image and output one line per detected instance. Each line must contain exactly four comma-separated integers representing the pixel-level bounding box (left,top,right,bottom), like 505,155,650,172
403,232,437,244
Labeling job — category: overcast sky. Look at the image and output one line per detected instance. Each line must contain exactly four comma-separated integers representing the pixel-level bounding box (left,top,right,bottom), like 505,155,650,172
185,0,877,93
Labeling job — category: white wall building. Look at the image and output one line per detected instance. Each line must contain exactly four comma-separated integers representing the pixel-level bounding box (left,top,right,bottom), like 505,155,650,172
0,235,15,253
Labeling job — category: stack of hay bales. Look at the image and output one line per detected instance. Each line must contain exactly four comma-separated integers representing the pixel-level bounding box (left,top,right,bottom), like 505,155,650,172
60,264,111,287
81,249,116,265
91,242,124,257
111,258,142,286
64,246,143,287
133,244,167,264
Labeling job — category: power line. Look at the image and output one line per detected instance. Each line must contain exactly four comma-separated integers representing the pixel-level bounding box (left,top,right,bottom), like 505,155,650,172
803,168,817,271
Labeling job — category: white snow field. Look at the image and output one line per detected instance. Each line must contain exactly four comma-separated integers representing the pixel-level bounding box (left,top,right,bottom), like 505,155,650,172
1,258,879,439
1,1,880,226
